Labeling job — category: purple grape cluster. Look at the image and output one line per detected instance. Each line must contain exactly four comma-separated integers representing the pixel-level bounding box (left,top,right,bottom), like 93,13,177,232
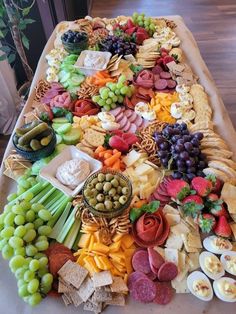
99,35,137,56
154,123,207,181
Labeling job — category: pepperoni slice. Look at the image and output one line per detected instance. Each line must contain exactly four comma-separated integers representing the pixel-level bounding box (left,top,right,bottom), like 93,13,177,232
167,79,177,89
148,247,165,274
132,250,151,274
153,282,174,305
152,65,163,75
160,71,172,79
128,271,147,291
158,262,178,281
130,277,156,303
155,79,168,90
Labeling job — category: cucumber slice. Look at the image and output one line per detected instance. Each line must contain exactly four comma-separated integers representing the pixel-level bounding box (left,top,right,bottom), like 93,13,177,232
57,123,72,135
62,128,81,145
56,134,62,144
70,74,84,85
52,123,62,132
56,143,67,153
59,72,71,83
52,117,69,124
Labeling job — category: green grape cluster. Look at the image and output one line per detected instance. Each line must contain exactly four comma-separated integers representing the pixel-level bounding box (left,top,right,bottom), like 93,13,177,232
92,75,134,111
132,12,156,35
0,179,53,306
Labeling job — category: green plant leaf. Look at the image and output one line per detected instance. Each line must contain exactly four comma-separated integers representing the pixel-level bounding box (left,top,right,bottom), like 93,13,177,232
0,19,6,27
0,54,7,61
22,34,29,49
129,201,160,223
8,53,16,64
0,45,11,53
0,30,4,38
24,18,35,24
22,7,30,16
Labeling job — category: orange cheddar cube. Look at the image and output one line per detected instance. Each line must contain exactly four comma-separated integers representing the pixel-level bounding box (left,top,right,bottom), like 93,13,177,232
112,233,124,243
109,241,121,253
78,233,91,248
92,243,110,254
124,248,136,257
94,255,104,270
88,235,95,252
121,234,134,249
84,256,100,274
77,252,87,266
111,261,126,273
98,256,113,270
125,255,133,275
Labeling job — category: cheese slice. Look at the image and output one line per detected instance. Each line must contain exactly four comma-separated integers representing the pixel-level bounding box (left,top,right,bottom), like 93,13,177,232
164,248,179,265
163,204,179,215
187,233,202,249
178,251,186,271
181,234,199,253
135,163,153,176
171,221,190,236
184,216,199,230
165,213,181,226
165,233,183,250
171,276,190,293
123,150,142,167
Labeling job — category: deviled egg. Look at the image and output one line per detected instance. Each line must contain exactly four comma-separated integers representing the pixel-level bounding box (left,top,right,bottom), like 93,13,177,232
213,277,236,302
187,271,213,301
220,251,236,276
199,251,225,280
203,235,232,254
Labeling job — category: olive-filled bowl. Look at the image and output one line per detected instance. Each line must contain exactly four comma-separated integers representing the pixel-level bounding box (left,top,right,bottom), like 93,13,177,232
13,121,56,162
82,170,132,218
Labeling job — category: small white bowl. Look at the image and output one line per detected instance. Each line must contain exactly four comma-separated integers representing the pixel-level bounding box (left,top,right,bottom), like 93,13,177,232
187,271,213,301
220,251,236,276
213,277,236,302
75,50,112,76
40,145,102,196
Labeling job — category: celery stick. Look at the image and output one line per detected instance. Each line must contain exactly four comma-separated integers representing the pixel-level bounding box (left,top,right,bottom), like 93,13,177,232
49,202,72,239
39,187,57,205
63,218,81,249
8,182,44,205
56,207,77,243
72,231,82,251
30,184,52,204
47,198,71,228
48,195,67,213
44,191,63,209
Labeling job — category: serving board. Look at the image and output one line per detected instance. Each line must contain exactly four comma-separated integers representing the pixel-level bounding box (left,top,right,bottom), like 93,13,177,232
0,15,235,314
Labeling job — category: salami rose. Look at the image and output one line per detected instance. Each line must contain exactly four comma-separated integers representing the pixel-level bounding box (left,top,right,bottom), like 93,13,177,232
50,91,72,109
132,210,170,247
133,70,154,89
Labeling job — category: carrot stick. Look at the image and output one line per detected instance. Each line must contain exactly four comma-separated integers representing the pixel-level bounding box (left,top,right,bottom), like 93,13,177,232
111,159,121,170
99,149,113,158
104,152,121,166
104,153,112,159
95,146,106,154
112,149,120,154
133,200,147,208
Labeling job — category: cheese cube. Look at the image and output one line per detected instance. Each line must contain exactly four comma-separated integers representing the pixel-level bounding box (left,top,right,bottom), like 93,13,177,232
120,234,134,249
78,233,91,248
165,233,183,250
123,150,142,167
92,243,110,254
109,241,121,253
135,164,153,176
164,248,179,265
165,213,181,226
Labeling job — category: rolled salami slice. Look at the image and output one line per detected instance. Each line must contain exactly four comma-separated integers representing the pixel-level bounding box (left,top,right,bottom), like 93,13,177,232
135,115,143,127
131,277,157,303
109,107,122,117
124,109,133,118
132,250,151,274
148,247,165,274
158,262,178,281
152,65,163,75
129,112,138,123
153,190,170,202
119,116,128,129
153,282,174,305
167,79,177,89
128,123,137,134
160,71,172,79
155,79,168,90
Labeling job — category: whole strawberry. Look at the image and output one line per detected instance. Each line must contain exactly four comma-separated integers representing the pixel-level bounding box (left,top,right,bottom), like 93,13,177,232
214,216,232,238
182,195,204,217
210,203,229,218
191,177,212,197
206,175,223,194
198,214,216,233
166,179,190,201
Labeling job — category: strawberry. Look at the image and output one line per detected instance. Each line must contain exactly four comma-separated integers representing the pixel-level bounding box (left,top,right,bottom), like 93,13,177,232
127,19,135,29
207,193,219,202
125,27,137,36
163,56,175,65
191,177,212,197
109,135,129,152
206,175,223,194
122,133,138,145
210,203,229,218
198,214,216,233
182,195,204,217
166,179,190,200
160,48,169,57
214,216,232,238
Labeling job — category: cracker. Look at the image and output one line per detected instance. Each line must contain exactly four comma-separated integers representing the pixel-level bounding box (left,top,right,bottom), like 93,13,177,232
58,260,88,289
90,125,106,134
69,290,83,307
84,129,105,147
110,276,128,293
92,271,113,287
84,300,103,313
58,278,74,293
62,293,72,306
77,277,95,302
105,293,125,306
187,233,202,249
91,287,112,302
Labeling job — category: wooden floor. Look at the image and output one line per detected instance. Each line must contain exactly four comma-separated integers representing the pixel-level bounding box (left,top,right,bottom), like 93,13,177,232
1,0,236,163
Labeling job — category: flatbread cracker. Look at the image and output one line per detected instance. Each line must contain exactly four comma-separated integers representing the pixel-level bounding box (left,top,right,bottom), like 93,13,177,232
105,293,125,306
92,271,113,287
78,277,95,302
110,276,128,293
58,260,88,289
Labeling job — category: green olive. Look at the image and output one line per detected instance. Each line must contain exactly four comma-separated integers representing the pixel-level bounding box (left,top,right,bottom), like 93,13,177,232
105,195,112,201
117,186,122,194
91,178,98,185
84,189,91,198
91,188,98,197
113,194,120,201
108,188,116,197
89,198,97,206
111,178,119,187
87,183,94,189
113,201,120,209
119,195,127,204
104,200,113,211
114,175,120,181
96,183,103,191
119,179,127,187
106,173,114,181
103,182,112,192
96,193,105,202
95,203,105,211
98,173,105,182
122,187,129,195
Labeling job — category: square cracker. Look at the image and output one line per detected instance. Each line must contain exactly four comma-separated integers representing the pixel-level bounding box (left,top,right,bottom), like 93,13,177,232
77,277,95,302
58,278,74,293
91,287,112,303
105,293,125,306
92,271,113,288
69,290,83,307
110,276,128,293
62,293,72,306
58,260,88,289
84,300,103,313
